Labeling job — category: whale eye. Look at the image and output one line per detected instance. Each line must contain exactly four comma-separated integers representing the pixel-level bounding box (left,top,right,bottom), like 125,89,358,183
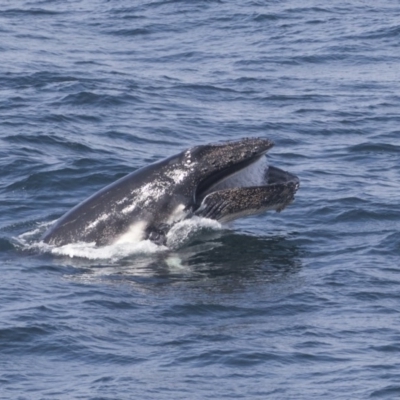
148,230,167,245
148,231,160,241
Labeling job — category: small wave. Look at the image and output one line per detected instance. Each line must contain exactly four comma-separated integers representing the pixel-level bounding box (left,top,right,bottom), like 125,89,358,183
0,238,14,252
3,8,61,16
58,91,132,107
3,133,95,153
359,25,400,40
107,28,152,36
348,142,400,154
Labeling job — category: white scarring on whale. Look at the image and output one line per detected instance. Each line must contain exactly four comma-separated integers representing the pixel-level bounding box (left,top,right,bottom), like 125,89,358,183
42,138,300,246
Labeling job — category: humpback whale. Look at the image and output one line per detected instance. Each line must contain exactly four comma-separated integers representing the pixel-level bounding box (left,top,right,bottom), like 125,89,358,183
42,138,299,246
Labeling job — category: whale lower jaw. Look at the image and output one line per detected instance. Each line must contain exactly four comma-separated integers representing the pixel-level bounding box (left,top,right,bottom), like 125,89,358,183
194,159,299,223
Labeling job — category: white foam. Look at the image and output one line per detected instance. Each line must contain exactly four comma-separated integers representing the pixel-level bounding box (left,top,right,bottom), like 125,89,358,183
14,221,55,246
18,225,47,241
48,239,162,261
16,216,221,261
14,220,162,261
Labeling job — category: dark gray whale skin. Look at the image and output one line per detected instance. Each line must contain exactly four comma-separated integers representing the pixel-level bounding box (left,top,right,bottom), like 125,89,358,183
42,138,299,246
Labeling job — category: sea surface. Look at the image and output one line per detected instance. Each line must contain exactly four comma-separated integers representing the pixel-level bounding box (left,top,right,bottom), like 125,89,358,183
1,0,400,399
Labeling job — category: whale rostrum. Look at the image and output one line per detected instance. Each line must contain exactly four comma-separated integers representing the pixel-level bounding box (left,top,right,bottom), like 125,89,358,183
42,138,300,246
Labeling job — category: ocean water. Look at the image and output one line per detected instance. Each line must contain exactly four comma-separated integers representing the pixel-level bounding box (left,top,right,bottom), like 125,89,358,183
1,0,400,398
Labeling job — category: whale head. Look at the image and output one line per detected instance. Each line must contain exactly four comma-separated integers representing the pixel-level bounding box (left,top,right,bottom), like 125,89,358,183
180,138,299,221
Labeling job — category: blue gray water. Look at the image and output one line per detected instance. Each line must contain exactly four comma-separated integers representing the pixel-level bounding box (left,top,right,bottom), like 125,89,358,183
1,0,400,398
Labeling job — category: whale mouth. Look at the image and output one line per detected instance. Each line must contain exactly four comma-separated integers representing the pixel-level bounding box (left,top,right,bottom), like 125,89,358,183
195,152,299,204
194,154,300,222
195,155,264,202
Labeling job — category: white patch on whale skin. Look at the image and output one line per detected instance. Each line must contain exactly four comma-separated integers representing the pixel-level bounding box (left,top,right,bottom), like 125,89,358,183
166,203,188,225
165,168,190,184
114,221,147,244
116,197,130,206
84,213,109,232
121,179,171,214
121,202,138,215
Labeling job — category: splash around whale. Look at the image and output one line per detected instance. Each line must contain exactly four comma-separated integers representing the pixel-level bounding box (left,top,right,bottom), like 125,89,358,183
42,138,300,247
